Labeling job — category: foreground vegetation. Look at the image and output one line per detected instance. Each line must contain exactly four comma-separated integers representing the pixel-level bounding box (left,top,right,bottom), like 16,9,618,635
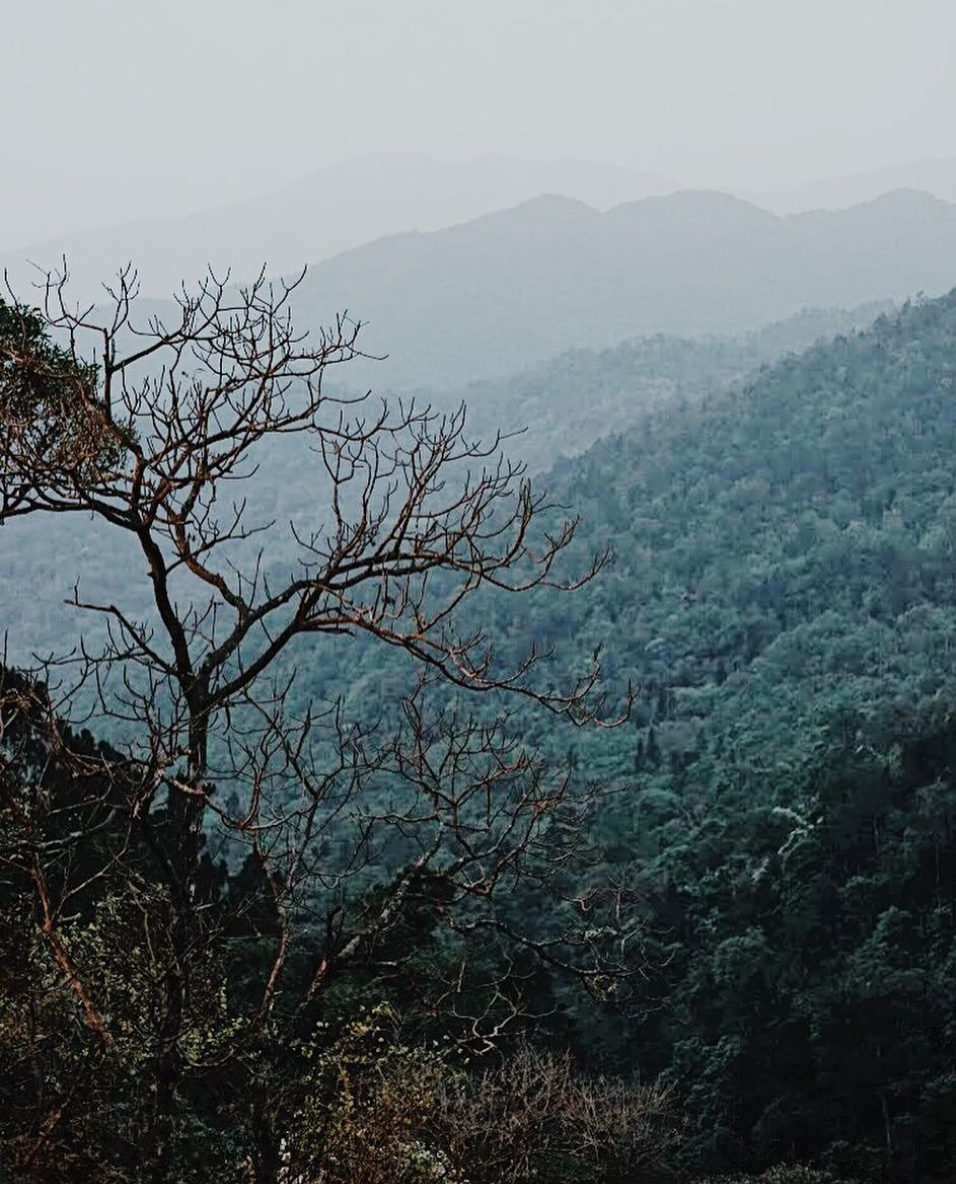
5,667,948,1182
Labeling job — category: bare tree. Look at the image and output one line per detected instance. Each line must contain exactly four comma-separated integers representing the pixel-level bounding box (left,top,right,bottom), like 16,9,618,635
0,268,629,1182
1,266,606,836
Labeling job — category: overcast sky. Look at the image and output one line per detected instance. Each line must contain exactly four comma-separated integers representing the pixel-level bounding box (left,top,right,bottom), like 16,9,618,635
2,0,954,248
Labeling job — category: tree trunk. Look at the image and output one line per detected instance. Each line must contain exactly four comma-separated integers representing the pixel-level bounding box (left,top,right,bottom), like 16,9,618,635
148,707,211,1183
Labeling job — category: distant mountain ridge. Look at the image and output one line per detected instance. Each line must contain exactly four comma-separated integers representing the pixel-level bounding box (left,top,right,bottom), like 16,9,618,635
0,153,676,301
757,154,956,212
12,149,956,315
285,186,956,386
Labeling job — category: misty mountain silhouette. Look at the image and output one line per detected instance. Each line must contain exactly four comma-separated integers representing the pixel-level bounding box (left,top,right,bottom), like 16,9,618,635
757,155,956,213
288,187,956,385
0,153,675,301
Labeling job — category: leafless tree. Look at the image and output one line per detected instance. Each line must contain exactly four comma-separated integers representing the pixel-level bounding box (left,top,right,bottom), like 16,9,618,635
0,267,629,1182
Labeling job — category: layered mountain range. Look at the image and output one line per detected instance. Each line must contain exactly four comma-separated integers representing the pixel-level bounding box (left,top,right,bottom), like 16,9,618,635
291,186,956,384
0,153,675,299
26,184,954,394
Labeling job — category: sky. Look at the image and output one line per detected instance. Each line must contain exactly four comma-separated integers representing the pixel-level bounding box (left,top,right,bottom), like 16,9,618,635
2,0,955,248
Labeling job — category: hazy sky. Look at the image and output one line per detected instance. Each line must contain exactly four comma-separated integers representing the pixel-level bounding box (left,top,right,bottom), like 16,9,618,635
3,0,954,247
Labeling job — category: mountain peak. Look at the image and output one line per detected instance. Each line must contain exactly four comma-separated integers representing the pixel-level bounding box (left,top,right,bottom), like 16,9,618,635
462,192,600,231
607,188,781,226
864,186,955,210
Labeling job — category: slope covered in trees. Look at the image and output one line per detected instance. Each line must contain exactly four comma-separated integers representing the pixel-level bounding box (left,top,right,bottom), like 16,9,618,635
314,290,956,759
497,290,956,1180
307,291,956,1180
427,301,891,473
388,289,956,770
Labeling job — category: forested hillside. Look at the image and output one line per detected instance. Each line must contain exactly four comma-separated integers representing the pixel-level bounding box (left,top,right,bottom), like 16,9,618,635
301,292,956,1180
313,290,956,767
429,301,891,472
502,292,956,1180
517,290,956,774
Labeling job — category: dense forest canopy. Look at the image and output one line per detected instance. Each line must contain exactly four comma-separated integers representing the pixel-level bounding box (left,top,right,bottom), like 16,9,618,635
270,290,956,1180
302,291,956,769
